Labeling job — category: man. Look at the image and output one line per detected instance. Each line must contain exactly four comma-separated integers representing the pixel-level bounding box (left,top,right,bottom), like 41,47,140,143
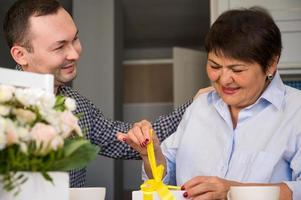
3,0,210,187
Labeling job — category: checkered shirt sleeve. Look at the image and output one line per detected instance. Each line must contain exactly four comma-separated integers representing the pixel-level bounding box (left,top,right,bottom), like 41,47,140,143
58,85,192,187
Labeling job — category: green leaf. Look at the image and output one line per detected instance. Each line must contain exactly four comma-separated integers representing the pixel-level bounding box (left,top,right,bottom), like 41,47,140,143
75,112,84,119
63,139,90,157
51,141,100,171
41,171,53,183
53,95,66,111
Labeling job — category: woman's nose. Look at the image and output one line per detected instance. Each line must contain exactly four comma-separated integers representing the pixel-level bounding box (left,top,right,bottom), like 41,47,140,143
219,69,233,85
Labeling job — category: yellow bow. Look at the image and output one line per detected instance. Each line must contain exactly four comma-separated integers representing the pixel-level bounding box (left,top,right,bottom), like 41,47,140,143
140,129,180,200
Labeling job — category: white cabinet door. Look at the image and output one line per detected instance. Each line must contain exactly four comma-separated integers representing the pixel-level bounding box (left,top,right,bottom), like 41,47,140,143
211,0,301,22
173,47,210,107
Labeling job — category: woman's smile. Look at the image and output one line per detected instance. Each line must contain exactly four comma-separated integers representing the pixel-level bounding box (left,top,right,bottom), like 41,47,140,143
221,86,240,95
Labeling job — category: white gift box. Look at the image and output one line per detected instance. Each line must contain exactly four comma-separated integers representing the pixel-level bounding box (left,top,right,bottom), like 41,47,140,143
132,190,185,200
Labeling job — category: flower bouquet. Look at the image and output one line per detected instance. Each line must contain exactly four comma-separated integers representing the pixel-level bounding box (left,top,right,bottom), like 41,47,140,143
0,85,99,199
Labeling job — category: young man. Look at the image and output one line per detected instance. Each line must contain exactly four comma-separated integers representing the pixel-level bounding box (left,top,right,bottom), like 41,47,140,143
3,0,210,187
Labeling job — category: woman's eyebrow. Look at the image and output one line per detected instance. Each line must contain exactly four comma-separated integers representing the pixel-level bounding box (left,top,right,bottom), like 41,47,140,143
208,59,247,68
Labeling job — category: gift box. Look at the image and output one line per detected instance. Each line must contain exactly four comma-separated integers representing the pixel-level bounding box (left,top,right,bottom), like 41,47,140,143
132,130,185,200
132,190,185,200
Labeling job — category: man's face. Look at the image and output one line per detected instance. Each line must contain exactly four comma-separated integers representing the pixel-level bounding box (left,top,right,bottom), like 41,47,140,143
23,8,82,88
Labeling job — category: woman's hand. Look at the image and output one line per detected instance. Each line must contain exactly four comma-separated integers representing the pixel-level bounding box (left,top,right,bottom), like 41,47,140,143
116,120,166,178
182,176,292,200
182,176,237,200
116,120,160,157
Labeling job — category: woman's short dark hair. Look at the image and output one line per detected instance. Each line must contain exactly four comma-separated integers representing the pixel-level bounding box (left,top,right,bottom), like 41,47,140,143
205,7,282,72
3,0,62,52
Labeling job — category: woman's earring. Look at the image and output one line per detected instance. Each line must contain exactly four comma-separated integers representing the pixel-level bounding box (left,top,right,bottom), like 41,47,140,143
267,74,273,81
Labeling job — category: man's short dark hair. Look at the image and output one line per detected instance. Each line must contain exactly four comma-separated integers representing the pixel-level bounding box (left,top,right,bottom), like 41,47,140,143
3,0,62,52
205,7,282,72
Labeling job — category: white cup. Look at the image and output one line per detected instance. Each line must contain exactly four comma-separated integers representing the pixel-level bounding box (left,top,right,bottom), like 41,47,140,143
227,186,280,200
69,187,106,200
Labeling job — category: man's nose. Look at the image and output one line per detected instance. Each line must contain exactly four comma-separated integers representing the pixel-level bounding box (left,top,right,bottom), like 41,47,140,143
66,44,80,60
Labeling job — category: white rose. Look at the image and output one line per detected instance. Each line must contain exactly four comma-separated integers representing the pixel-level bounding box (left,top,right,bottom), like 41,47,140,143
15,88,44,107
37,93,56,111
0,85,15,103
0,105,11,116
17,126,31,142
64,97,76,111
42,110,61,132
19,142,28,154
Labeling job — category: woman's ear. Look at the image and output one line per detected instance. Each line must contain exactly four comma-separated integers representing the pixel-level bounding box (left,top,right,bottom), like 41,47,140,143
267,56,279,75
10,46,29,66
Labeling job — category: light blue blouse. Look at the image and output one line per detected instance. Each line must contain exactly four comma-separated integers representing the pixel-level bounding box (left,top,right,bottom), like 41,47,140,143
147,72,301,200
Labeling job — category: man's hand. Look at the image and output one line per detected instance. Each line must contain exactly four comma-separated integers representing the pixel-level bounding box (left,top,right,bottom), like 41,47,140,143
193,86,215,100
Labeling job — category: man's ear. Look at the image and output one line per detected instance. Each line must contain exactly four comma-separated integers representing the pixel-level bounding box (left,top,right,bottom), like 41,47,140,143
10,45,29,66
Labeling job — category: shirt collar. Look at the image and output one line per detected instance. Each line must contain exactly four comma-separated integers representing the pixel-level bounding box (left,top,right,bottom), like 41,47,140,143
207,71,285,110
259,71,285,110
16,64,22,71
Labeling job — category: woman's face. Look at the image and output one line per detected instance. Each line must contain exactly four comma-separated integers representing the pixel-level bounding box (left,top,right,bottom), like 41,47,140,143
207,52,271,110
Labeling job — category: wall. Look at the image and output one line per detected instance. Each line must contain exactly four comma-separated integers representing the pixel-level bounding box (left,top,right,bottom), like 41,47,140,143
0,0,72,69
72,0,123,199
121,1,210,198
0,1,15,68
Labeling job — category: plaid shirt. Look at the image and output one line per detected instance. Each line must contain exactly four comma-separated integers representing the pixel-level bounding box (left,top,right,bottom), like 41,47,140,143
16,65,191,187
58,86,191,187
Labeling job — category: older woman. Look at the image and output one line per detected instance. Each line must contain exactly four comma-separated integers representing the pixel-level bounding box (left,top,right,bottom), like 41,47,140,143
117,7,301,200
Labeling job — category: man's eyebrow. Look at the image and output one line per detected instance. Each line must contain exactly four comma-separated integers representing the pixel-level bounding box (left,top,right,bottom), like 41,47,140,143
57,30,79,43
49,30,79,49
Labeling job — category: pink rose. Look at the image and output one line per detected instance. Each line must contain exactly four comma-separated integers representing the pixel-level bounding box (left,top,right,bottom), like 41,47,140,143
30,123,57,147
50,136,64,151
6,120,18,145
6,129,18,146
60,111,82,138
14,108,36,124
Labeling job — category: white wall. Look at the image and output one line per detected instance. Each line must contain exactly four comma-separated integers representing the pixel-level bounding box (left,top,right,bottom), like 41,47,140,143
72,1,123,199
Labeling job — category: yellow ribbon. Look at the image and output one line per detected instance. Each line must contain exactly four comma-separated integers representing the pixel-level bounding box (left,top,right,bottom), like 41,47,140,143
140,129,180,200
